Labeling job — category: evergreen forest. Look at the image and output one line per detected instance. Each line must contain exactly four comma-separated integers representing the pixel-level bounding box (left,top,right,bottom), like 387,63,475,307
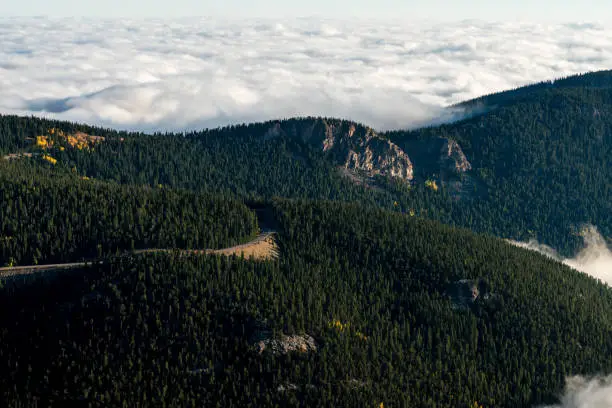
0,70,611,407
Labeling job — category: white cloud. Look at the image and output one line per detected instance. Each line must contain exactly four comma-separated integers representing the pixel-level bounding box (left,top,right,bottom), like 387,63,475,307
2,17,612,131
510,226,612,285
541,376,612,408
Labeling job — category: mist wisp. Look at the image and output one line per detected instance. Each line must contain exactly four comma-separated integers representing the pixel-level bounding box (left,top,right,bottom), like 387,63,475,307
510,225,612,285
541,376,612,408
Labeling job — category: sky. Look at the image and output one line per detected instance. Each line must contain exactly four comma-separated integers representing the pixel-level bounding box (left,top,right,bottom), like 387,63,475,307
3,0,612,21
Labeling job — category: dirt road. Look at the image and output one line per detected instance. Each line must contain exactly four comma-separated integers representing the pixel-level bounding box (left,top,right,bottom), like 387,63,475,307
133,233,278,259
0,233,278,279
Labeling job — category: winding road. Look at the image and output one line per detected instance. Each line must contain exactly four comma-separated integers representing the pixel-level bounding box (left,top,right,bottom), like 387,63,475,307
0,232,277,279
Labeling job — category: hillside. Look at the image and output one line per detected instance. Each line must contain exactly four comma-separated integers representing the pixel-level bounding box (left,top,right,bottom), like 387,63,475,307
455,70,612,111
2,200,612,407
2,70,611,255
387,71,612,254
0,165,259,266
1,70,612,407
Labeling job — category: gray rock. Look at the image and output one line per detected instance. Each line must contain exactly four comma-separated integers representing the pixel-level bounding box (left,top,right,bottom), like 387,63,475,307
276,383,299,393
255,333,318,356
448,279,494,310
449,279,480,306
439,138,471,173
266,120,414,182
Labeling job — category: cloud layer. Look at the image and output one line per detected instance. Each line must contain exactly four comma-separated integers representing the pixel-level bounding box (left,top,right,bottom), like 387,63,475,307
511,226,612,285
2,17,612,131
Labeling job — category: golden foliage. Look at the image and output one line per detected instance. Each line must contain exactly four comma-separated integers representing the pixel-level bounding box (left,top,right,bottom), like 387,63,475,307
355,331,368,341
425,179,439,191
42,154,57,165
329,319,349,331
329,319,368,341
36,135,53,149
36,129,105,152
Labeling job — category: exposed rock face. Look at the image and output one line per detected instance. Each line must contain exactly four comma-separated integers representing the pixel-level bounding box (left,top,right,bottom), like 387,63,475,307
267,119,414,182
440,139,472,173
344,379,368,389
450,279,481,306
255,334,318,356
345,137,413,181
397,135,472,177
263,119,477,184
276,383,299,393
264,122,283,141
448,279,498,310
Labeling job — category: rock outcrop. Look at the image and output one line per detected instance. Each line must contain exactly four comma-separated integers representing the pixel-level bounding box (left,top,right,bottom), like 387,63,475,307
263,119,477,185
447,279,498,310
254,333,318,356
276,383,299,393
266,119,414,182
440,138,472,173
400,136,471,176
449,279,481,307
344,136,413,181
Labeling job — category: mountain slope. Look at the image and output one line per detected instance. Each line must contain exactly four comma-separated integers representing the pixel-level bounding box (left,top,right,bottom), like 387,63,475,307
388,76,612,254
455,69,612,111
0,166,258,266
2,73,612,254
1,71,612,407
2,200,612,407
4,80,610,256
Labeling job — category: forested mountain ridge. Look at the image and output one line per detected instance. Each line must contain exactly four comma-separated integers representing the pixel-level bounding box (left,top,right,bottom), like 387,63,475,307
0,70,612,407
386,75,612,254
0,164,259,266
3,68,611,255
2,199,612,407
455,69,612,111
1,115,464,185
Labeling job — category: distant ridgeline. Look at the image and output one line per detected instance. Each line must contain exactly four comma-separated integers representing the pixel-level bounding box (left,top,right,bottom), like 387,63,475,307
2,69,612,255
1,199,612,407
455,69,612,110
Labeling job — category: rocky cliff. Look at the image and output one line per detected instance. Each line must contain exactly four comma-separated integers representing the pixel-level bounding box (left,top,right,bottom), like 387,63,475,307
266,119,414,181
265,118,472,185
391,134,472,180
440,138,472,173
